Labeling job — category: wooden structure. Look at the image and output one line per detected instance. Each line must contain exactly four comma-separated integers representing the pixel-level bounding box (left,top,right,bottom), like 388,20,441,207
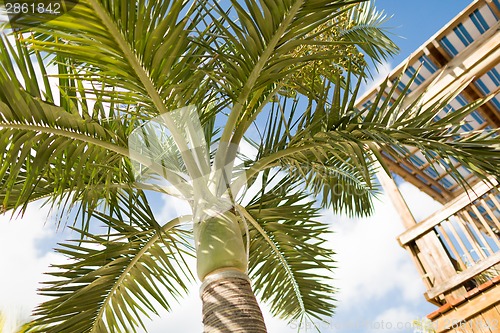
357,1,500,332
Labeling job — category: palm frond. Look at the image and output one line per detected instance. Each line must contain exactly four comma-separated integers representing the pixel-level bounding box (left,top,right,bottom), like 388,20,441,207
30,189,194,333
0,37,130,215
206,0,373,98
239,177,336,323
354,72,500,187
238,68,500,217
9,0,208,111
0,33,196,221
279,1,399,98
206,0,382,168
341,1,399,64
4,0,222,184
237,72,378,217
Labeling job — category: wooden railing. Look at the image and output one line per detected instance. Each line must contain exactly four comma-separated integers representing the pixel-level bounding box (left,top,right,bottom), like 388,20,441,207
397,179,500,304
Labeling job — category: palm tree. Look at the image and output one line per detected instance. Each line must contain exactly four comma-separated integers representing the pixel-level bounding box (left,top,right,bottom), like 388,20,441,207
0,0,499,332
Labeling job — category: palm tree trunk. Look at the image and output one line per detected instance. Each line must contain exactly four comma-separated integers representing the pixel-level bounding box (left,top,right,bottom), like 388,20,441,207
200,269,267,333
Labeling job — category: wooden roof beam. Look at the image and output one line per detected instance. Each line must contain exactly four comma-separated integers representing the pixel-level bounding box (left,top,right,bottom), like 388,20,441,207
462,85,500,127
400,21,500,111
486,0,500,19
382,156,452,203
426,41,452,67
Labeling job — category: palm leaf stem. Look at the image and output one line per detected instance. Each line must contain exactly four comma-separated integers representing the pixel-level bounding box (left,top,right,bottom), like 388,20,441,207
91,214,192,332
233,144,320,194
85,0,202,185
237,204,305,314
230,86,283,149
0,121,129,157
0,120,192,198
214,0,306,171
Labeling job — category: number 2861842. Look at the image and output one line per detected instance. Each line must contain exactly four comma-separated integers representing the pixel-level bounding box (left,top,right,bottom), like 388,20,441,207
5,2,61,14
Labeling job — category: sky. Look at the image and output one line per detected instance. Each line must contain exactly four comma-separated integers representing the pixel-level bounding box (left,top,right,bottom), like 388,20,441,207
0,0,478,332
375,0,472,65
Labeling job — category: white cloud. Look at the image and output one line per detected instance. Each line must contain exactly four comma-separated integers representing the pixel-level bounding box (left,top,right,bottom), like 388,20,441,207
398,181,443,222
157,193,192,223
371,307,420,332
238,138,258,161
139,286,294,333
139,288,203,333
145,178,437,332
0,205,67,333
322,183,433,309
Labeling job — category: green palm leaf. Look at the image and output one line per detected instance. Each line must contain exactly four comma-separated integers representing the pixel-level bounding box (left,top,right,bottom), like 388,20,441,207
0,39,140,228
241,177,335,323
15,0,205,111
0,44,131,218
205,0,394,169
1,1,499,332
8,0,218,184
354,71,500,186
0,33,193,220
340,1,398,64
31,189,194,333
238,71,378,217
237,69,500,209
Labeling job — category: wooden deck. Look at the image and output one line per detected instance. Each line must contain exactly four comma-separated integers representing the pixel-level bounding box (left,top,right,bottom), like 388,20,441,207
427,277,500,333
358,0,500,329
359,0,500,203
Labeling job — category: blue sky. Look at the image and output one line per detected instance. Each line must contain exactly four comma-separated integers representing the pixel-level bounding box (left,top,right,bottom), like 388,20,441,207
0,1,479,332
376,0,472,65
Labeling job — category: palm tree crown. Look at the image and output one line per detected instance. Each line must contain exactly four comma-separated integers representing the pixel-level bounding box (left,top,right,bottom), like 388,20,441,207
0,0,499,332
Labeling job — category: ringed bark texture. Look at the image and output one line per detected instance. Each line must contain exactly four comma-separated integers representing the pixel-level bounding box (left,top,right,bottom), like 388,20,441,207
200,270,267,333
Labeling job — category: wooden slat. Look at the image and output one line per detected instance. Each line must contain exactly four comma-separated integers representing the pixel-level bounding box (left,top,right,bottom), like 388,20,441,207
399,149,455,192
487,0,500,21
480,199,500,231
433,284,500,333
405,244,434,291
399,180,497,246
456,213,487,260
357,0,486,107
478,306,499,333
426,41,451,66
463,84,500,128
384,26,500,198
426,251,500,300
385,151,452,198
493,304,500,329
416,233,462,284
460,210,495,256
406,21,500,110
467,314,491,333
384,157,450,203
416,235,446,287
448,166,491,195
455,316,490,333
356,2,500,199
489,194,500,212
437,223,467,270
416,231,468,302
470,205,500,248
448,218,476,266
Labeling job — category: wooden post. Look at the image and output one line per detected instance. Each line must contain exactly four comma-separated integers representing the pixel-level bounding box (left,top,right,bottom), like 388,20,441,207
376,169,417,228
377,169,466,302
